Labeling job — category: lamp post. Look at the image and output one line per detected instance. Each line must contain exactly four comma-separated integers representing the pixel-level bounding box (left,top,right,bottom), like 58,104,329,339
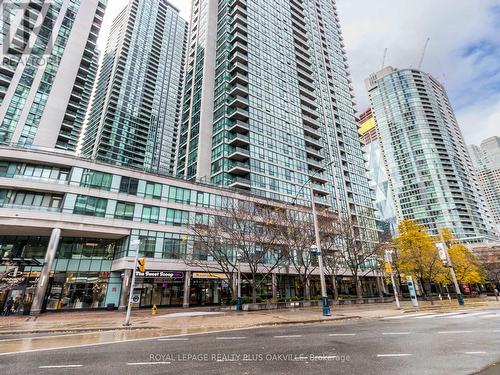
236,253,242,311
384,249,400,309
436,236,464,306
310,183,331,317
291,161,335,317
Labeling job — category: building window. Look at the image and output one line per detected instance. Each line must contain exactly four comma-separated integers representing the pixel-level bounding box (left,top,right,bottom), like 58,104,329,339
166,209,190,227
168,186,191,204
139,237,156,258
119,177,139,195
142,205,159,224
114,202,135,220
81,169,112,191
145,182,162,199
73,195,107,217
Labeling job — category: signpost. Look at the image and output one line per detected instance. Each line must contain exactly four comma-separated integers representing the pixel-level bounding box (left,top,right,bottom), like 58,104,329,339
407,276,419,308
436,240,464,306
384,250,400,309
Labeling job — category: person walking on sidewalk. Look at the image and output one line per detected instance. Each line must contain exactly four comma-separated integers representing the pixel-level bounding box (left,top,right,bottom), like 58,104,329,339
2,297,14,316
494,288,499,302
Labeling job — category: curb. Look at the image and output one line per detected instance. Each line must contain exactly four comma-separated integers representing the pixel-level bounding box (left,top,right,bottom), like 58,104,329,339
0,316,361,335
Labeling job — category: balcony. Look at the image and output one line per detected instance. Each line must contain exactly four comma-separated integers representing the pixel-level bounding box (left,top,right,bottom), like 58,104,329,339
230,5,248,18
228,107,249,121
302,112,320,127
231,41,248,54
230,13,248,27
309,173,328,184
228,120,249,134
228,95,249,109
228,147,250,161
304,135,322,148
229,61,248,75
229,83,248,97
306,146,324,159
307,158,326,171
303,123,321,138
314,195,331,207
230,176,252,190
228,161,251,175
231,22,248,36
230,51,248,64
229,72,249,86
228,133,250,147
231,31,248,44
312,183,329,196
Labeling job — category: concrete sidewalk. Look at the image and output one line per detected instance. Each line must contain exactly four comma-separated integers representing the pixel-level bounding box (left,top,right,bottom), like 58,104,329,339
0,298,494,335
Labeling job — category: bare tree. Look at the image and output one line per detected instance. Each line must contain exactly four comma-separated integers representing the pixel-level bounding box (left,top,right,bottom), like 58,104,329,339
188,198,290,303
277,208,316,300
336,215,381,299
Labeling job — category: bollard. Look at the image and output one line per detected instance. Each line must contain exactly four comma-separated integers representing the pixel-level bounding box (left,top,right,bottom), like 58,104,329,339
152,304,157,316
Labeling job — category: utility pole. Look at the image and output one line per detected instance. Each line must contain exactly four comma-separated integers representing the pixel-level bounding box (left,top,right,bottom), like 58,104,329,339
124,240,140,326
309,182,331,317
436,235,464,306
236,253,242,311
385,249,400,309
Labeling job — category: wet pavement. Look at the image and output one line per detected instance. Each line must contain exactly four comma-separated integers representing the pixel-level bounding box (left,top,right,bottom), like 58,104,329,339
0,299,495,356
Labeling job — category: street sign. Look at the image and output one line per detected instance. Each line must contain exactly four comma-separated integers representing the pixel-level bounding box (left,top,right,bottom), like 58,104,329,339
131,293,140,304
407,276,419,308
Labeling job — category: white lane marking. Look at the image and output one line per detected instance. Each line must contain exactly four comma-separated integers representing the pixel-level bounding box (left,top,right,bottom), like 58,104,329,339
479,314,498,318
274,335,302,338
465,352,487,354
448,312,490,319
158,338,189,341
0,331,103,343
438,330,473,334
383,313,433,320
328,333,356,336
414,312,462,319
377,354,413,357
382,332,412,335
127,362,171,366
39,365,83,368
215,336,247,340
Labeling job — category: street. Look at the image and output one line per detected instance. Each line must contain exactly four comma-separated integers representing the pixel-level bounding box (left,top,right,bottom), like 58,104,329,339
0,307,498,374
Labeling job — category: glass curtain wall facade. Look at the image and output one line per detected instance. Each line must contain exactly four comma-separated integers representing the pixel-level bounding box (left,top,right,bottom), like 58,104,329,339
0,0,105,151
366,67,496,243
81,0,188,174
177,0,377,243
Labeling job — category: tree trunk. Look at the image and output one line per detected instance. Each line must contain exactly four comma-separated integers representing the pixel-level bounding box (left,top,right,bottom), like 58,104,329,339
331,275,339,301
251,285,257,303
426,281,434,305
355,276,363,299
304,277,311,300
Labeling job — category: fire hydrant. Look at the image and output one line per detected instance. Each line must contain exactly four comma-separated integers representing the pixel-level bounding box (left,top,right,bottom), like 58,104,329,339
152,304,157,316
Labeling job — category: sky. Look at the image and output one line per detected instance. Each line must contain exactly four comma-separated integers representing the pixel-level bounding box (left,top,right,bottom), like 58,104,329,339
98,0,500,145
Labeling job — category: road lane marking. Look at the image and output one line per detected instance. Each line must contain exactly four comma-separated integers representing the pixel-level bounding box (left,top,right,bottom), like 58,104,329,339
328,333,356,336
274,335,302,338
414,312,462,319
215,336,247,340
158,338,189,341
383,313,433,320
448,312,490,319
438,330,473,334
377,354,413,357
382,332,412,335
465,352,487,354
127,362,171,366
39,365,83,368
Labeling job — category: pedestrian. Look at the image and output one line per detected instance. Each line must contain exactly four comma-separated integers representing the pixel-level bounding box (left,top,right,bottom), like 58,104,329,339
494,288,499,302
13,297,20,314
2,297,14,316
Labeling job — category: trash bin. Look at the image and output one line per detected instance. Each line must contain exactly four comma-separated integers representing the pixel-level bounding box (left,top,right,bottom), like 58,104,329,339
106,303,116,311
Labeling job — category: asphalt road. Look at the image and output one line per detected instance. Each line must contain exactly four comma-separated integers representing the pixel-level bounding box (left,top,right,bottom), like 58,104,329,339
0,307,499,375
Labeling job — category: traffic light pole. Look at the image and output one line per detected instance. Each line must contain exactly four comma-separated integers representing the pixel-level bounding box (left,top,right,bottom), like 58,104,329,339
439,233,464,306
124,246,139,326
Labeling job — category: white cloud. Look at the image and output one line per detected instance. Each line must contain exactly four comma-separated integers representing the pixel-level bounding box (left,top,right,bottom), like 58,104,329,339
336,0,500,144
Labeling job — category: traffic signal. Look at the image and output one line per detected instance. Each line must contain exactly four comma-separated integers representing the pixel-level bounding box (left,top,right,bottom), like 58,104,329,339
137,258,146,272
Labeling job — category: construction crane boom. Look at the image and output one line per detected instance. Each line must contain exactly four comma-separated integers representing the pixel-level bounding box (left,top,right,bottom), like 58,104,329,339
418,37,430,69
381,48,387,69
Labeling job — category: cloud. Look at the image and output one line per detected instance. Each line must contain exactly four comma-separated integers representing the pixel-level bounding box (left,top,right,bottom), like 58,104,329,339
336,0,500,144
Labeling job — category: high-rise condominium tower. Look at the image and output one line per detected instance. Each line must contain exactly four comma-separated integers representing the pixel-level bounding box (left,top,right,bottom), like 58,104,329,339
81,0,188,174
177,0,377,240
366,67,496,243
0,0,105,151
358,108,397,235
468,137,500,233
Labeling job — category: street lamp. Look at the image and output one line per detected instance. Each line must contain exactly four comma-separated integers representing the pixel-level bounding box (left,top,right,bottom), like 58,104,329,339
236,252,242,311
436,237,464,306
291,160,335,317
384,248,400,309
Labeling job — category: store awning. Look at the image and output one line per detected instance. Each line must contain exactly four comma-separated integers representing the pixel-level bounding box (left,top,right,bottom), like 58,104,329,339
0,257,42,266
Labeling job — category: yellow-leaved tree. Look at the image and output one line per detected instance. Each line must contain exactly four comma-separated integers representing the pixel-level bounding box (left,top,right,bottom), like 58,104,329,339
436,229,484,286
394,220,445,304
